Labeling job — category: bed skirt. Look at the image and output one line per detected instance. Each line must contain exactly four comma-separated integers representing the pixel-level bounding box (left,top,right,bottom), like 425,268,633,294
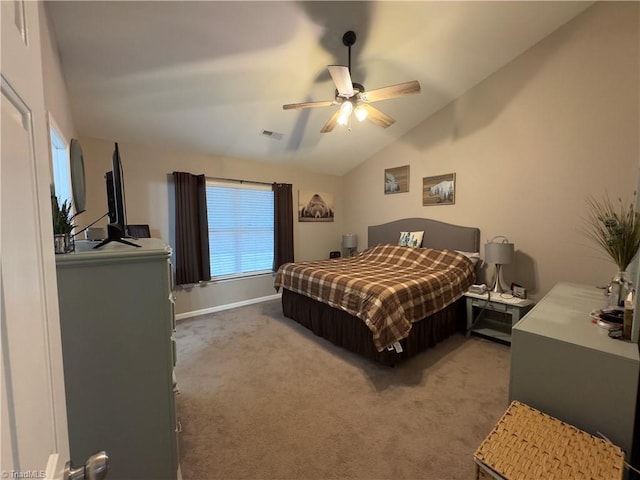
281,288,465,366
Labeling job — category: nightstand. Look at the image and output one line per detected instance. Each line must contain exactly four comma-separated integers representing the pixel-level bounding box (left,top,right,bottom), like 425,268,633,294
465,291,534,344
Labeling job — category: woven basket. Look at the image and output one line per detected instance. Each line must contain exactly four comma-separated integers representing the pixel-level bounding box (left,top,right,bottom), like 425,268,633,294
474,401,624,480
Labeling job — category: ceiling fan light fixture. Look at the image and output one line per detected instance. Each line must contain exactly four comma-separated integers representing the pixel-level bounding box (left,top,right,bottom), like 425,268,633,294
354,105,368,122
337,101,353,125
340,101,353,115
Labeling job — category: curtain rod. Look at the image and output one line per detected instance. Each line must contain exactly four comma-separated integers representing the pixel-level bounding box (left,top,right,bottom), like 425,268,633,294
207,176,274,187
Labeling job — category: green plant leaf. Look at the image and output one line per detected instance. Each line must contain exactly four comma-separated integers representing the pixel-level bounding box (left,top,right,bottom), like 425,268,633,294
51,194,76,234
583,194,640,271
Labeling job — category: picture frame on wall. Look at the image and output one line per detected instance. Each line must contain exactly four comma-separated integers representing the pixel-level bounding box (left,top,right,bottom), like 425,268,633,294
423,173,456,206
384,165,410,194
298,190,335,222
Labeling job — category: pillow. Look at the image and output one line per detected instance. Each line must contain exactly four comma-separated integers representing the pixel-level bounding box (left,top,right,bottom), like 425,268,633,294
456,250,481,265
398,231,424,248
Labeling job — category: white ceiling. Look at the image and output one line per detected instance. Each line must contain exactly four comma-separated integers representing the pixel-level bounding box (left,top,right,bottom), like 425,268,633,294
46,1,593,176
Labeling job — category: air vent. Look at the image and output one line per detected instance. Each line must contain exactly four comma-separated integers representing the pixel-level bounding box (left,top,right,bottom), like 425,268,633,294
260,130,283,140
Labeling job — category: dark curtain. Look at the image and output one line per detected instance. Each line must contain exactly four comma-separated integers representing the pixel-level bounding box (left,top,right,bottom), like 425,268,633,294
273,183,294,270
173,172,211,285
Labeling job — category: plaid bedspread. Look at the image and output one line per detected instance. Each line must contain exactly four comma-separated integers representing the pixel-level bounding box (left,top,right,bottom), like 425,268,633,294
274,244,475,351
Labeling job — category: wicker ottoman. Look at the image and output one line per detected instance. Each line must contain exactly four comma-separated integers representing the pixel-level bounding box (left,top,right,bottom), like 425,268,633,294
474,401,625,480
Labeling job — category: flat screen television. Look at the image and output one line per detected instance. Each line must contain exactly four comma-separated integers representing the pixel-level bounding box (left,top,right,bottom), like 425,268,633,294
93,143,140,249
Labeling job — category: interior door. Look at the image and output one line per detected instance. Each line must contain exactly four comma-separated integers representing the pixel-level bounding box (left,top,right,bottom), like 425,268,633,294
1,1,70,477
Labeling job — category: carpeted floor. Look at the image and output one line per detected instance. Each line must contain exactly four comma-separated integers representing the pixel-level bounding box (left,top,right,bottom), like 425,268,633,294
175,299,511,480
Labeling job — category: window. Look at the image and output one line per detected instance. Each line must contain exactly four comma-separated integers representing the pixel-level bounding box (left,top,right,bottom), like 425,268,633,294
206,180,274,279
50,124,71,207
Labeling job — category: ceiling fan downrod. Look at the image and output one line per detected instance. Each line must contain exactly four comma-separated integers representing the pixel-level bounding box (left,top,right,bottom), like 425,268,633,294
343,30,356,75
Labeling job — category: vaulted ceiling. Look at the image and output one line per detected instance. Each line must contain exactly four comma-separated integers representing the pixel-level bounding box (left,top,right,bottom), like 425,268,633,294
46,1,593,176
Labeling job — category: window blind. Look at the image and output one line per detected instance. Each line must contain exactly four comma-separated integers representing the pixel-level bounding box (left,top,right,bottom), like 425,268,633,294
206,181,274,279
50,127,72,206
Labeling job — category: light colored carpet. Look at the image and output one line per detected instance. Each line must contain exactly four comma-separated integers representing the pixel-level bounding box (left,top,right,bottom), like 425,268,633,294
175,299,511,480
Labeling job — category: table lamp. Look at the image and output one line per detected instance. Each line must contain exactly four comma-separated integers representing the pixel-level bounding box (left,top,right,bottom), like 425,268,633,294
342,234,357,257
485,236,514,293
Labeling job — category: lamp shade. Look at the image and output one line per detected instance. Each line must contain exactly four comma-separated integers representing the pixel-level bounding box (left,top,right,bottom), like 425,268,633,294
342,234,357,249
485,237,514,265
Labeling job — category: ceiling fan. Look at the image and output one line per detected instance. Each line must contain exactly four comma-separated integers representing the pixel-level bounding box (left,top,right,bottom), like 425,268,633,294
283,30,421,133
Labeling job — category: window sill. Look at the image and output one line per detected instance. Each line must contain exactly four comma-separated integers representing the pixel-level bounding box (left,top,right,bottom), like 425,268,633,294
208,270,274,284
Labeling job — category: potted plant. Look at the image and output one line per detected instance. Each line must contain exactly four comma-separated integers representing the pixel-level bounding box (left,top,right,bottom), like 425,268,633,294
584,194,640,306
52,194,76,253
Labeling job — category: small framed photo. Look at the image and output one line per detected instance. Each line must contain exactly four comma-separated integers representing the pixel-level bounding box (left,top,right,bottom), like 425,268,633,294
423,173,455,206
384,165,409,194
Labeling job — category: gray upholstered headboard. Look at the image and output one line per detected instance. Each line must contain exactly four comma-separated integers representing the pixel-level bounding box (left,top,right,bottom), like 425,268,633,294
368,218,480,252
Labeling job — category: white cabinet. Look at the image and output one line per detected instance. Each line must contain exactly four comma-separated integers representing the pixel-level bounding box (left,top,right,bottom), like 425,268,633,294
56,239,178,479
510,282,639,459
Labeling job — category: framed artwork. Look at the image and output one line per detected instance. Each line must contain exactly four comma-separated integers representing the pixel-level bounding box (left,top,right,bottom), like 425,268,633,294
384,165,410,194
298,190,335,222
423,173,456,206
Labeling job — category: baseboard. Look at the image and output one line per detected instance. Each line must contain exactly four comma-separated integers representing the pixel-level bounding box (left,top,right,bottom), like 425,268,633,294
175,293,282,321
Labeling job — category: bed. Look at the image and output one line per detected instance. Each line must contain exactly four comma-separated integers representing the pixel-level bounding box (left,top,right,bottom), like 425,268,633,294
275,218,480,366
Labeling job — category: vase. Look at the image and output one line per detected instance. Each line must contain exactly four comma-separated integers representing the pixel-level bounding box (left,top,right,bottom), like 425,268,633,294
608,271,630,308
54,233,74,254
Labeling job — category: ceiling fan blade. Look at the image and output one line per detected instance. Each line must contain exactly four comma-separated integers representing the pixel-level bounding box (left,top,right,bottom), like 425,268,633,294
360,80,421,103
360,104,395,128
283,100,335,110
328,65,354,98
320,109,342,133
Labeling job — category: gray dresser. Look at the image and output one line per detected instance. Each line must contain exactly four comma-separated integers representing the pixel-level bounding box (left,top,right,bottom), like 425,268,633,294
56,238,178,479
510,282,639,459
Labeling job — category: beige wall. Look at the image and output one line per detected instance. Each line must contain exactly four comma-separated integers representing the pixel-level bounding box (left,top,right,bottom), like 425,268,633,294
39,3,76,153
77,137,344,315
343,2,639,300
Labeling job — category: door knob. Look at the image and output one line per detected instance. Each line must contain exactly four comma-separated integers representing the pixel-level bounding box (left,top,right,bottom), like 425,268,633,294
65,451,109,480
